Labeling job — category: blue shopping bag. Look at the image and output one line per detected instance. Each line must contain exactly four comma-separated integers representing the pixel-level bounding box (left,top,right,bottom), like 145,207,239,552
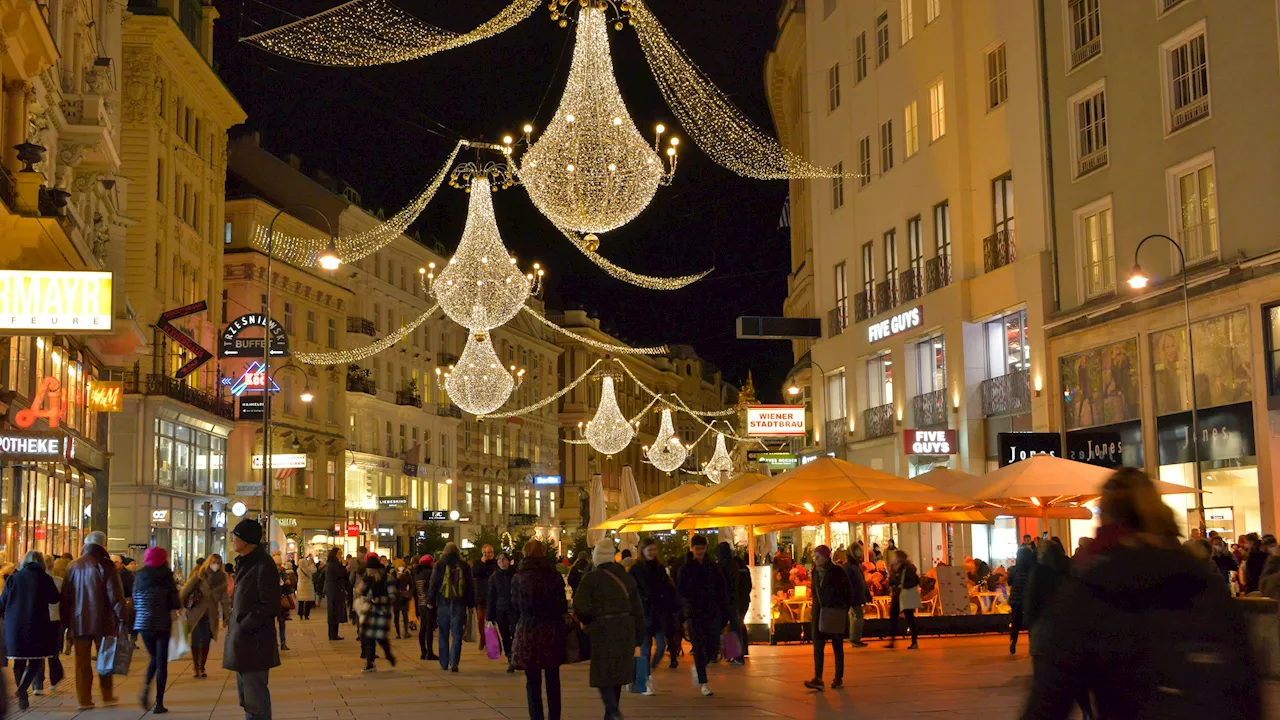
629,654,649,694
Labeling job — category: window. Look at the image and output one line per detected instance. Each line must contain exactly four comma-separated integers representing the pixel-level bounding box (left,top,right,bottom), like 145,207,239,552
1165,25,1209,132
925,0,940,23
834,262,848,327
858,136,872,186
904,101,919,158
1076,197,1115,299
306,310,316,342
283,302,294,335
900,0,913,43
866,353,893,407
928,80,946,141
327,386,337,424
831,161,845,210
987,44,1008,109
327,460,336,500
156,159,165,203
915,336,946,393
223,220,232,245
934,200,952,264
827,370,846,421
828,63,841,112
984,310,1029,378
1267,305,1280,396
907,216,923,286
855,32,868,81
879,120,894,173
1168,152,1218,265
883,229,899,290
327,318,336,349
993,172,1015,236
1074,85,1108,176
876,12,890,64
465,482,473,512
282,376,293,416
385,421,393,456
1067,0,1102,68
373,303,381,332
861,242,875,300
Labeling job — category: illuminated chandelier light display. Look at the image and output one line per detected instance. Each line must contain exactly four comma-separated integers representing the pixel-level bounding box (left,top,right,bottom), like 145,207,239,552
442,330,523,416
585,375,635,456
243,0,543,66
294,304,438,366
703,431,733,481
516,5,676,238
646,407,688,474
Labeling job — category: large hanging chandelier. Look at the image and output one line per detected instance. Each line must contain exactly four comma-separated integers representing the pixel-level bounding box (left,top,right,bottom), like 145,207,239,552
703,432,733,482
516,5,676,240
585,375,635,456
440,330,523,416
646,407,687,474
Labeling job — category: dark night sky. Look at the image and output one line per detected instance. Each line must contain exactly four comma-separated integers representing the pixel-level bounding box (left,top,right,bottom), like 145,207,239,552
212,0,792,401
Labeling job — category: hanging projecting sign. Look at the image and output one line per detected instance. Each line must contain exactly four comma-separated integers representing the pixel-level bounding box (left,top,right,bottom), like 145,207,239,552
150,509,171,526
333,523,361,538
238,396,265,420
747,451,800,470
157,301,213,379
230,361,281,396
252,453,308,469
0,270,112,332
868,306,922,343
746,405,807,436
0,431,72,462
87,380,124,413
903,429,957,455
998,432,1061,467
1156,402,1256,465
14,377,65,429
220,314,290,358
533,475,562,485
422,510,449,522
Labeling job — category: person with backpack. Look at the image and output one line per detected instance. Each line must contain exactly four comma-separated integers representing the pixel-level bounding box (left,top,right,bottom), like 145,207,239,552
1021,468,1261,720
427,542,474,672
573,539,644,720
413,555,437,661
714,542,752,665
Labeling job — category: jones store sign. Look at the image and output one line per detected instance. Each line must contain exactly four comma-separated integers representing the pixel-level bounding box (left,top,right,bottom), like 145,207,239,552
0,270,113,332
746,405,807,436
868,306,922,343
903,429,957,455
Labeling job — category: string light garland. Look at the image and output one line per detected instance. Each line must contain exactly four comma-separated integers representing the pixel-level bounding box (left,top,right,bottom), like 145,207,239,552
584,374,635,455
557,226,709,290
479,358,604,420
441,330,523,416
515,6,675,237
254,141,464,266
243,0,543,67
521,306,667,355
294,304,438,365
646,407,688,474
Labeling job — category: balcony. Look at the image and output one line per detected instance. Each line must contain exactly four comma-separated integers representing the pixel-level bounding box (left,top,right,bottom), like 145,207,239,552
436,403,462,419
862,404,895,440
1177,220,1218,266
347,317,376,337
981,369,1031,417
1171,95,1209,132
899,267,922,303
983,229,1016,273
925,256,952,293
853,289,874,323
1160,0,1186,11
124,368,234,420
509,457,532,470
1070,36,1101,69
827,304,847,338
395,389,423,407
875,277,899,313
346,369,376,396
437,351,460,366
824,418,848,449
912,388,948,428
1077,147,1108,177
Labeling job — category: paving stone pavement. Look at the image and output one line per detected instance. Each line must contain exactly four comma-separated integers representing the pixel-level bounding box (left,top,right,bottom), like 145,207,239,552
11,607,1280,720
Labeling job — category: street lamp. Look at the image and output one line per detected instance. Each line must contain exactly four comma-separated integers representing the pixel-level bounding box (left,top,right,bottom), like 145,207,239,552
782,356,831,450
1127,233,1205,533
317,239,342,271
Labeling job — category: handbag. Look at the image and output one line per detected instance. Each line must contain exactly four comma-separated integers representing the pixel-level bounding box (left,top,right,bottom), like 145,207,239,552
484,623,502,660
96,632,134,676
281,592,297,611
185,587,203,610
169,618,191,660
899,586,922,611
818,606,848,635
563,616,590,664
720,627,744,661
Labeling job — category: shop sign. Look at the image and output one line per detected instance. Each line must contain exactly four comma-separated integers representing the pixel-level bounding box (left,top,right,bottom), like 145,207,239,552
230,361,281,396
1156,402,1256,466
158,301,212,379
422,510,449,522
746,405,806,436
87,380,124,413
252,453,307,469
234,482,264,496
799,450,835,466
274,517,298,527
238,396,265,420
151,509,170,526
333,522,362,537
378,496,409,509
402,462,419,477
375,526,394,537
220,314,290,358
533,475,562,485
903,429,957,455
868,306,922,343
0,270,113,332
1066,421,1145,469
747,451,799,470
997,432,1061,467
15,376,65,428
0,431,72,462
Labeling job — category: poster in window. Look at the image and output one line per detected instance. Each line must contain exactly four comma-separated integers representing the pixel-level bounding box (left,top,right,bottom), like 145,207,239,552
1060,338,1139,430
1149,309,1251,416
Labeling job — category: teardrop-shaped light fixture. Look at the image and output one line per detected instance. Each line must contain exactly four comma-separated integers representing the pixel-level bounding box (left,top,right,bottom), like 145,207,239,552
646,407,687,474
703,432,733,482
443,330,517,416
585,375,634,455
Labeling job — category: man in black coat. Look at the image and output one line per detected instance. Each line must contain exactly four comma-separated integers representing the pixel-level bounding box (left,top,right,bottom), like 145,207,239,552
714,542,752,664
223,520,281,720
676,535,729,696
1008,540,1037,655
842,554,871,648
806,545,852,690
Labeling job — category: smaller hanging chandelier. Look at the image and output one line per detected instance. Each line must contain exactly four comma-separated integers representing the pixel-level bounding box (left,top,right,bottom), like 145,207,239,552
585,374,635,456
703,432,733,482
646,407,687,474
438,330,524,416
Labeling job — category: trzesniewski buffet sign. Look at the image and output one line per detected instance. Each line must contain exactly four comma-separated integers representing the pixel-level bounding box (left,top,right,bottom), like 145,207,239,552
746,405,806,436
0,271,113,332
868,306,922,343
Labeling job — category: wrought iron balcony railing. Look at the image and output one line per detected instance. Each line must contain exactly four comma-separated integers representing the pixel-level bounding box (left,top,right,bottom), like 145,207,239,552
346,317,376,336
824,417,848,450
983,229,1017,273
925,255,952,293
899,267,922,303
981,369,1030,417
863,403,895,440
853,289,874,323
827,305,847,338
875,277,899,313
124,369,234,420
912,388,948,428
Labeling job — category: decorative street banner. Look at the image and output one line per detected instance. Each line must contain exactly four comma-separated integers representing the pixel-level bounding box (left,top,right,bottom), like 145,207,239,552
221,313,290,358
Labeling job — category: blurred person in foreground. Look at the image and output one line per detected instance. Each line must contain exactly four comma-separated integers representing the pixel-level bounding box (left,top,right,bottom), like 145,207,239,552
1,550,60,710
1021,468,1260,720
512,540,567,720
223,519,281,720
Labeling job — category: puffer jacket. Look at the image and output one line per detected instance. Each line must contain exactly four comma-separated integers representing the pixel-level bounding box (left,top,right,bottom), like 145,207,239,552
630,558,676,633
133,565,181,633
1009,545,1037,607
61,543,125,637
486,564,516,619
413,561,434,609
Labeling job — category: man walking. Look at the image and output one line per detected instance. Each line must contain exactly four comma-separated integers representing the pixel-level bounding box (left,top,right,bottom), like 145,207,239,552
472,545,497,651
842,549,871,648
62,531,125,710
1008,535,1037,654
676,535,728,697
223,520,281,720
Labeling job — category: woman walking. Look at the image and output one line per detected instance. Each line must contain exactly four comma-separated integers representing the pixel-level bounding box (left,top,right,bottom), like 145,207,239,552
392,561,413,640
0,551,61,710
512,540,567,720
413,555,438,660
427,542,474,672
359,555,396,671
487,551,517,671
573,539,644,720
323,548,349,641
805,545,852,690
885,549,920,650
180,554,230,679
278,562,297,651
630,538,676,694
297,555,317,620
134,547,181,714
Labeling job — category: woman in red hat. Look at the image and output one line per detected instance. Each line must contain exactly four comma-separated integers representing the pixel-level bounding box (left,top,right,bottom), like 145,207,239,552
134,546,181,714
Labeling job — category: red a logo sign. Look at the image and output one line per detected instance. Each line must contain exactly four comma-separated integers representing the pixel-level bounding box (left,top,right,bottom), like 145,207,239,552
15,376,65,429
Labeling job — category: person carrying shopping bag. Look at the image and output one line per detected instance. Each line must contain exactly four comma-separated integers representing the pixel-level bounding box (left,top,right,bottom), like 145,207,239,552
134,547,181,714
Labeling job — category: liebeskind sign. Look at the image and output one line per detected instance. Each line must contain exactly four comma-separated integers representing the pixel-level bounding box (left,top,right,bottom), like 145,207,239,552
868,306,922,343
903,429,957,455
746,405,806,436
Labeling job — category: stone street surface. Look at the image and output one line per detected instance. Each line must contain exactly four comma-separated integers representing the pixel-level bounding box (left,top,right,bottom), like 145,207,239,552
14,610,1280,720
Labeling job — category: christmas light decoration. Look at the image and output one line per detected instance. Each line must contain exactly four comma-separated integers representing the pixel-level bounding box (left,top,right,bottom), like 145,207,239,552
585,375,635,456
521,306,667,355
480,358,603,420
516,6,675,236
646,407,687,474
703,432,734,480
558,227,709,290
294,305,437,365
243,0,542,67
442,330,522,416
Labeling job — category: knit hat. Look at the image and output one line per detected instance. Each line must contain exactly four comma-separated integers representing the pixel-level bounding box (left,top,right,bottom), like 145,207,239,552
144,546,168,568
815,545,832,560
231,519,263,545
365,551,379,564
419,554,434,565
592,538,616,567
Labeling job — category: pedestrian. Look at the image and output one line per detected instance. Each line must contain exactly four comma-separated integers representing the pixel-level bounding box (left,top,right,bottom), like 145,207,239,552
567,553,590,594
630,538,676,694
223,519,282,720
392,561,413,640
427,541,474,672
347,547,368,625
805,545,852,690
358,554,397,671
277,562,296,651
0,550,61,710
665,556,686,668
1209,537,1240,591
134,546,181,714
1008,535,1037,654
1021,468,1260,719
676,534,729,697
1024,539,1092,719
413,555,438,660
323,548,349,640
715,541,752,664
296,555,317,620
512,540,567,720
62,530,125,710
885,549,920,650
487,551,517,671
573,539,644,720
40,554,71,691
181,554,230,679
842,546,871,648
473,545,497,651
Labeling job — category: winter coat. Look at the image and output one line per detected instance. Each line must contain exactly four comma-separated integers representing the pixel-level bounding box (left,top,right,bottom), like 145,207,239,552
0,562,60,658
715,544,753,614
427,555,475,608
1008,545,1037,607
324,560,349,625
278,572,296,620
486,565,516,621
1243,550,1266,594
567,559,590,594
181,569,231,640
677,555,729,631
630,558,677,634
472,558,497,611
358,567,393,641
512,557,567,671
1024,544,1072,656
843,560,872,605
572,562,643,688
392,569,413,608
61,543,125,638
1021,541,1261,720
222,544,282,673
413,562,434,610
888,562,919,598
296,558,317,602
133,565,181,633
812,562,853,615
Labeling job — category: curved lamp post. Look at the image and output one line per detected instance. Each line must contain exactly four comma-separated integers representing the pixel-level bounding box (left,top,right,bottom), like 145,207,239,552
783,356,832,450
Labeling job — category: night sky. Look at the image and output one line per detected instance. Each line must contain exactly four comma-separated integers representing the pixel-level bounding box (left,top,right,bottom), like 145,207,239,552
212,0,792,402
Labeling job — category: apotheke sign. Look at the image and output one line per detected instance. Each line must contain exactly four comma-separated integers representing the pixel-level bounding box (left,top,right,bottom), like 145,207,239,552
903,429,957,455
868,306,922,343
0,431,72,461
746,405,806,436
